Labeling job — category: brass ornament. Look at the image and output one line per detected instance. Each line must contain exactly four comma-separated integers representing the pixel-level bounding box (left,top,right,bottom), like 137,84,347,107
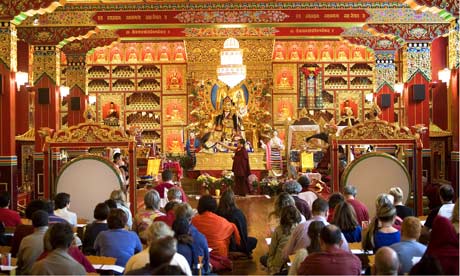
338,120,414,140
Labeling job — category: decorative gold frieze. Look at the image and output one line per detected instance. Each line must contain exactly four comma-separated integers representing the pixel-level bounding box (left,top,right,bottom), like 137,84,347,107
0,22,17,71
48,122,132,143
338,120,414,140
66,54,86,92
449,20,459,69
32,45,60,85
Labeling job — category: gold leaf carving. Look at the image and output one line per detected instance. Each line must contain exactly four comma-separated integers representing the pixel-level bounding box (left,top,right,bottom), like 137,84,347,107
338,120,415,140
49,122,132,143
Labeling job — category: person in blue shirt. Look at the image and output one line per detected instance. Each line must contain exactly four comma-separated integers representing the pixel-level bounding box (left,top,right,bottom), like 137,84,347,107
94,208,142,268
332,201,362,242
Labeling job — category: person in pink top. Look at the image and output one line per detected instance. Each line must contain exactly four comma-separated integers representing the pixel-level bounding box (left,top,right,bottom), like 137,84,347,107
0,192,22,227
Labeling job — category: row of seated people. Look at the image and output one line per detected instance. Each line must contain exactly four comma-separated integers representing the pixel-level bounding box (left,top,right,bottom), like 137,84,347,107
4,173,257,275
259,176,458,275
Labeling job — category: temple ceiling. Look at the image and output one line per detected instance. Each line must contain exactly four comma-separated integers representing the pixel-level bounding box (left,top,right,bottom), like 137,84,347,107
4,0,457,54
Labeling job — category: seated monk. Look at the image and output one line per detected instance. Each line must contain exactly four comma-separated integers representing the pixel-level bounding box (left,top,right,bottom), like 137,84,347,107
191,195,240,257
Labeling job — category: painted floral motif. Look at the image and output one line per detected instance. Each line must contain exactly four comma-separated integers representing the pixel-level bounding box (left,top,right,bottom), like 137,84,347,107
409,27,428,39
367,8,449,23
405,44,431,81
175,11,289,24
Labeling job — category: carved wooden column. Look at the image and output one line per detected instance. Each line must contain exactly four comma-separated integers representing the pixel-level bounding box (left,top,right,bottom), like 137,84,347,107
31,45,61,198
0,22,18,208
65,54,87,126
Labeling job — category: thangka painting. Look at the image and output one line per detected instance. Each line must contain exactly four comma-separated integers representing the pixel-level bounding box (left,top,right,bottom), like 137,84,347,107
163,127,184,154
163,96,187,126
273,64,297,92
273,95,297,124
162,65,186,93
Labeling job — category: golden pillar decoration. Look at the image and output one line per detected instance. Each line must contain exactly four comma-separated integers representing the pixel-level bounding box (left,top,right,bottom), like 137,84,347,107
401,42,431,83
66,54,86,92
0,22,17,72
448,20,459,69
32,45,61,85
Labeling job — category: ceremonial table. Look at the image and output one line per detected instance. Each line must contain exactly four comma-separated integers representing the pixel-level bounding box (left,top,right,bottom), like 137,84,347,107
194,152,266,178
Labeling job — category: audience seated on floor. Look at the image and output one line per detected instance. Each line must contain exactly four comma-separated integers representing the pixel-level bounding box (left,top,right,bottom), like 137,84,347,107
94,208,142,267
283,180,311,220
133,189,164,242
53,192,77,226
327,192,344,222
82,202,109,255
262,205,301,274
175,203,210,274
268,192,306,234
109,189,133,230
283,198,349,259
423,184,455,231
389,216,426,274
125,236,185,275
375,193,402,229
17,210,49,275
168,187,184,203
297,225,361,275
362,203,400,252
288,220,325,275
173,217,201,274
389,187,414,219
124,221,192,275
192,195,240,258
0,191,22,227
343,185,369,226
374,246,399,276
332,201,362,243
297,175,318,209
155,201,179,227
216,190,257,258
30,222,86,275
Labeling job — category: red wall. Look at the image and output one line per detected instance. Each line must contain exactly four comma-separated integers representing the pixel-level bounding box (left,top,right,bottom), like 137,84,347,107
67,87,87,126
34,76,59,152
376,83,395,122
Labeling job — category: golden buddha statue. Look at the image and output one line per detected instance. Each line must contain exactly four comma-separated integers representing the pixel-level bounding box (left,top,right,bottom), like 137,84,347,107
128,51,138,63
278,72,291,89
175,51,184,61
144,51,153,62
337,50,348,61
97,52,107,63
275,48,284,60
168,70,181,90
169,139,183,153
159,50,169,61
170,103,180,121
353,49,363,60
112,51,121,63
306,50,316,61
279,103,291,121
321,50,331,61
290,49,300,61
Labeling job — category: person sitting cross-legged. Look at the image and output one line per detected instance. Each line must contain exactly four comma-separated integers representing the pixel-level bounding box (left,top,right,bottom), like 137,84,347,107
30,222,86,275
297,224,361,275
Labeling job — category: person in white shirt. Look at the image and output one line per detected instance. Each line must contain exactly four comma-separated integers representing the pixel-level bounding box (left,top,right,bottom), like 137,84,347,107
53,192,77,226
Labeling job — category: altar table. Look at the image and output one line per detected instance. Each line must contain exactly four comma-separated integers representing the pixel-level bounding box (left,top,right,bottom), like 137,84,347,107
194,152,266,171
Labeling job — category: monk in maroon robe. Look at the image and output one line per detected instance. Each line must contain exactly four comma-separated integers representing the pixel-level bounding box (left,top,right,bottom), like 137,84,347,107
227,139,250,196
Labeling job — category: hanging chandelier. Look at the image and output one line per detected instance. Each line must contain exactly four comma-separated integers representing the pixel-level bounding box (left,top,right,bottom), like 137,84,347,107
217,38,246,88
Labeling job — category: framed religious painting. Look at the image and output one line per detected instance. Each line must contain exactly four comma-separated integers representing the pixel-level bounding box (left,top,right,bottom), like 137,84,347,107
162,64,186,94
273,64,297,92
162,96,187,126
98,93,124,128
273,94,297,124
163,127,184,154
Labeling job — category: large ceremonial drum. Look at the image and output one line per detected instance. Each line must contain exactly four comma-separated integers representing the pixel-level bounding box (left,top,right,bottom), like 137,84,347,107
341,152,411,218
55,155,124,221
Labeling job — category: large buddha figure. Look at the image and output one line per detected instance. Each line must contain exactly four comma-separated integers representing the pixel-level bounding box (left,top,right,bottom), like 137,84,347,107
215,96,244,142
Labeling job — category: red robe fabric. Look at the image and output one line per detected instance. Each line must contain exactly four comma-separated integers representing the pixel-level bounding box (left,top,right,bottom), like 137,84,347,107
192,211,240,257
232,148,251,196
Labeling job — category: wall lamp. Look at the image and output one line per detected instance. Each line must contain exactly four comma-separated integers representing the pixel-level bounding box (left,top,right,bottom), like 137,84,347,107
16,71,29,90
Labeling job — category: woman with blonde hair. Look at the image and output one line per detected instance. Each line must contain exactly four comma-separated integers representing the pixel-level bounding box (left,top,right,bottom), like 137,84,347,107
109,189,133,229
268,192,306,234
362,204,400,251
389,187,413,219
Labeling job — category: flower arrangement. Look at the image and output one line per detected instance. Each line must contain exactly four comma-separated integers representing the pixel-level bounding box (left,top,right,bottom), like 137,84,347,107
260,176,281,196
197,173,218,191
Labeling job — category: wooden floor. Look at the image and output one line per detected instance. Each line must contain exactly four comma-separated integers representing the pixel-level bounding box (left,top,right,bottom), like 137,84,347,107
136,189,274,275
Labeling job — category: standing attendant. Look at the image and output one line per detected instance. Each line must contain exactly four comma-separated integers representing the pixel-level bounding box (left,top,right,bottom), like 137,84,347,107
219,139,251,196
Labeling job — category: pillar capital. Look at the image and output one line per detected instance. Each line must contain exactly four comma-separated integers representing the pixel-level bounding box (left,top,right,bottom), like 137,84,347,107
32,45,60,85
0,22,17,72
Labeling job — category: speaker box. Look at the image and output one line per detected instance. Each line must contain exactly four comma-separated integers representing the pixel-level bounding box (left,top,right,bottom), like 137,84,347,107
412,84,426,101
38,88,50,104
70,97,80,111
380,94,391,108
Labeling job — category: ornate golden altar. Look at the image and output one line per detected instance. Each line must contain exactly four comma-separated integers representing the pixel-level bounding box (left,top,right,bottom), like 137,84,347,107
194,152,266,171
